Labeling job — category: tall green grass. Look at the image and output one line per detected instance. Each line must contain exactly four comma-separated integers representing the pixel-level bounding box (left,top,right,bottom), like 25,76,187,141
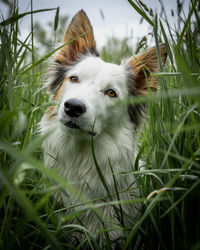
0,1,200,249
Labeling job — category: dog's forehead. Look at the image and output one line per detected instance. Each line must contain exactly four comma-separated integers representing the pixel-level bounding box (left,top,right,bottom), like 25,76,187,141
70,56,127,81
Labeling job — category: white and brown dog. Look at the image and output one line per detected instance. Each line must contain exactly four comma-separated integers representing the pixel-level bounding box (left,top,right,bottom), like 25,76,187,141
40,10,167,247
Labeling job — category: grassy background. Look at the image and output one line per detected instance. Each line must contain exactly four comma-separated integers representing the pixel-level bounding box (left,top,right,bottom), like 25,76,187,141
0,0,200,249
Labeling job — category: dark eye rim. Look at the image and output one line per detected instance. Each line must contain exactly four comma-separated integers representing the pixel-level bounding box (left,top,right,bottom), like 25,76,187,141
69,75,79,83
105,89,118,98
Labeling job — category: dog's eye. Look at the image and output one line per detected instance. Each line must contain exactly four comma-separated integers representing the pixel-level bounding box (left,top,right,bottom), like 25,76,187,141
105,89,117,98
70,75,79,83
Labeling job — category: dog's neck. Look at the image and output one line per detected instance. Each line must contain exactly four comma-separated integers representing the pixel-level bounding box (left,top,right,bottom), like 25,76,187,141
43,114,136,156
42,116,136,168
41,115,138,204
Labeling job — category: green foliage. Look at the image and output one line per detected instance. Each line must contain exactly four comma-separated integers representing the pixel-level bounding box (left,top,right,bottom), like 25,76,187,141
34,14,69,55
0,1,200,249
102,37,133,64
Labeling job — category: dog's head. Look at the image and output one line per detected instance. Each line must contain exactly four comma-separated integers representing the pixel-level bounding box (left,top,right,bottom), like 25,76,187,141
46,10,167,138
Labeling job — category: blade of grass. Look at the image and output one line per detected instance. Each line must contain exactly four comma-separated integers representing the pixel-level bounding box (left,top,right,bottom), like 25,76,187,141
91,132,111,197
0,167,61,249
109,159,125,226
159,20,174,68
31,0,35,74
177,0,199,47
153,15,164,71
161,178,200,218
0,141,85,205
20,32,89,74
161,105,198,168
0,8,57,26
128,0,154,26
54,7,59,32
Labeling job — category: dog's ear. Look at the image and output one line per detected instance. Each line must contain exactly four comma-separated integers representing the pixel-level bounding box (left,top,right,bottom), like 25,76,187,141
128,44,167,96
56,10,97,65
126,44,167,127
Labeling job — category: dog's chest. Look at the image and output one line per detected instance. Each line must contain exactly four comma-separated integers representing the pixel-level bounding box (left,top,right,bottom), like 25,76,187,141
42,126,136,204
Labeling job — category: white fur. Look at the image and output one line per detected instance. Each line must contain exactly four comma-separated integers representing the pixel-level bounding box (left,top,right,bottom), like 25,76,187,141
40,55,140,244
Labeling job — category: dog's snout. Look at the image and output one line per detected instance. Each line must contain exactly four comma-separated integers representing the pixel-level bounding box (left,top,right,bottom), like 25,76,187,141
64,98,86,117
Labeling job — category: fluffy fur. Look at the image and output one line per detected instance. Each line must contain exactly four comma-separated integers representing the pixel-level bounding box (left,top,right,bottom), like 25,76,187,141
40,10,167,247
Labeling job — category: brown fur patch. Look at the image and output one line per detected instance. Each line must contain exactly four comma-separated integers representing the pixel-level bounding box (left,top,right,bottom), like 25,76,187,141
46,78,68,120
56,10,96,65
128,44,167,96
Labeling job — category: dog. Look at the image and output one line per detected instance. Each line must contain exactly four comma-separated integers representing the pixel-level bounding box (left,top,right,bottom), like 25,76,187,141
40,10,167,247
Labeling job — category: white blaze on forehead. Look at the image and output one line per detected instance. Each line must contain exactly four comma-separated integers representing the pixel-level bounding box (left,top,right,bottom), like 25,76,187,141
66,56,128,98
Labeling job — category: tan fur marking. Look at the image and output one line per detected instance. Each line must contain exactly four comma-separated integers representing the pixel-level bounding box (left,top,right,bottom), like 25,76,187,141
56,10,96,65
46,79,68,120
129,44,167,96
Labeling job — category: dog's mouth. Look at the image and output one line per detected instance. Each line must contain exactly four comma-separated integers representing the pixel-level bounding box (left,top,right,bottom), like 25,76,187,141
65,121,80,130
64,121,96,136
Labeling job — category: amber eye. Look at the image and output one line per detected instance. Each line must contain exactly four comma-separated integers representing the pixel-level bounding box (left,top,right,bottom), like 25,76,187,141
105,89,117,98
70,75,79,83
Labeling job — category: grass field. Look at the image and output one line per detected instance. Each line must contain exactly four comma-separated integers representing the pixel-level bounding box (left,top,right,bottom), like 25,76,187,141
0,0,200,249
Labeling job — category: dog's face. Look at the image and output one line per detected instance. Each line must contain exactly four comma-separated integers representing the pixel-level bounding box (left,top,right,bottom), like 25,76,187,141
46,10,167,138
57,56,130,136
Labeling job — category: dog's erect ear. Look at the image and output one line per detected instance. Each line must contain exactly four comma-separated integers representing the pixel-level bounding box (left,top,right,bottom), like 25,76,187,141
126,44,167,127
128,44,167,96
56,10,97,65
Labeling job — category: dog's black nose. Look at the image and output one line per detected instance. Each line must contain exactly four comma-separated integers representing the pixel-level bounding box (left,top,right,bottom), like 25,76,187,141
64,98,86,117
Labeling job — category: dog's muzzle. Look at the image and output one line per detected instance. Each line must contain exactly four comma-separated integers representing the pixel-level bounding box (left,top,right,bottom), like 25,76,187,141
63,98,96,136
